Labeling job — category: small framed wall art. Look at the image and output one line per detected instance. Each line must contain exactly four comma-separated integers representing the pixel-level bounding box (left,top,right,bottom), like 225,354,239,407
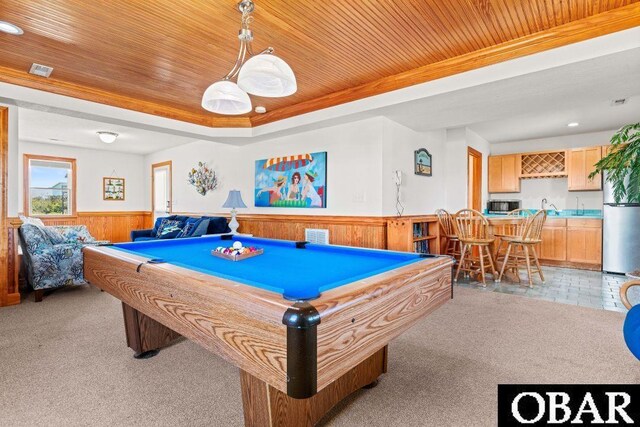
414,148,432,176
103,177,125,201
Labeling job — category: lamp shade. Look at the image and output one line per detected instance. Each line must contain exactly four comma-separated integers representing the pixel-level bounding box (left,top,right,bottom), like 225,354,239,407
222,190,247,209
201,80,252,115
237,53,297,97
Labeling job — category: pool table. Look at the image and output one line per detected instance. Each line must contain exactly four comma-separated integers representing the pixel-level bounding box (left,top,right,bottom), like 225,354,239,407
83,235,453,426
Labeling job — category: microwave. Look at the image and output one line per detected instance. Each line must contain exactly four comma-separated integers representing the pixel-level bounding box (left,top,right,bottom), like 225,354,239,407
487,199,521,214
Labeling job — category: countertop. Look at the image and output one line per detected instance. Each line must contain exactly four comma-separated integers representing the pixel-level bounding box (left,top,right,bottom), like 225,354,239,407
484,209,603,219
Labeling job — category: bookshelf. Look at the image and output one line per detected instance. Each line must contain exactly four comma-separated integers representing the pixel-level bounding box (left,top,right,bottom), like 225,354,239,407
386,216,441,254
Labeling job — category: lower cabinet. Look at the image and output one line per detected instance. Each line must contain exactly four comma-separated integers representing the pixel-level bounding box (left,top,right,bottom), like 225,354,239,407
566,219,602,264
538,226,567,261
536,218,602,269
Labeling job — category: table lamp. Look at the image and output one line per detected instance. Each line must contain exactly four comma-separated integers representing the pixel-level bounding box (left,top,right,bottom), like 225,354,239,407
222,190,247,234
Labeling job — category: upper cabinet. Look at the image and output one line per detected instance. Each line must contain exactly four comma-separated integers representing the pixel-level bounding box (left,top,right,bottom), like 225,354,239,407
488,154,520,193
567,147,602,191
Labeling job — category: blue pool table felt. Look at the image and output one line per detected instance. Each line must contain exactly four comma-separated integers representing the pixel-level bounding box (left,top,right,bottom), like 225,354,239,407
113,236,423,300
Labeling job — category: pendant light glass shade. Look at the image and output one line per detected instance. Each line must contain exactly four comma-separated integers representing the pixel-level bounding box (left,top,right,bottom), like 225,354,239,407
237,54,297,97
201,80,252,115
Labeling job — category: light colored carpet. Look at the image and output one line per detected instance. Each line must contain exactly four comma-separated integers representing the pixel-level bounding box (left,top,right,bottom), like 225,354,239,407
0,285,637,427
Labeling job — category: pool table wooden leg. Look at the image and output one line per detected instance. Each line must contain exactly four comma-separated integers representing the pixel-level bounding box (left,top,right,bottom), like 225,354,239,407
121,302,181,359
240,345,388,427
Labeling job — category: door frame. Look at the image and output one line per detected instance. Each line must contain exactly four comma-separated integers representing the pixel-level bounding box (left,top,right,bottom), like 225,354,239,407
467,147,482,211
151,161,172,218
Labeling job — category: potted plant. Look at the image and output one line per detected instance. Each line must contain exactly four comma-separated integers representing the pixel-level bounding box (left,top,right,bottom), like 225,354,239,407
589,123,640,203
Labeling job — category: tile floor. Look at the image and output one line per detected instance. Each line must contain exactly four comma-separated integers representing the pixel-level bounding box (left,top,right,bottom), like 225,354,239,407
454,266,629,313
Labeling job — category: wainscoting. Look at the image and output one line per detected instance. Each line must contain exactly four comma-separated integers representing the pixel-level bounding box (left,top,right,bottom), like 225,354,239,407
2,211,432,307
234,214,389,249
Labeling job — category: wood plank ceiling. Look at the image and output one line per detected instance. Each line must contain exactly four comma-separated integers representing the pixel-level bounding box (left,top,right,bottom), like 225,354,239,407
0,0,638,128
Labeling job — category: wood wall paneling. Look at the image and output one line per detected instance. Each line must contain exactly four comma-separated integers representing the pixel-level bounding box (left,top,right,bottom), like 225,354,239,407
0,107,17,307
0,2,638,127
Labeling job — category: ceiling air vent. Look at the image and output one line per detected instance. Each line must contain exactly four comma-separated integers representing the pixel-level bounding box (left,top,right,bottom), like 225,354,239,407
610,98,627,106
29,63,53,78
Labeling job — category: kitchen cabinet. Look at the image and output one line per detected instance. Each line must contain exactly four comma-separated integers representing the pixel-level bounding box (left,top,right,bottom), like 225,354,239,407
488,154,520,193
567,147,602,191
538,218,567,261
566,219,602,264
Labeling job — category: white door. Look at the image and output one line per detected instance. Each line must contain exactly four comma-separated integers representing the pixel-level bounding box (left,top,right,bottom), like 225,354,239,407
152,163,171,221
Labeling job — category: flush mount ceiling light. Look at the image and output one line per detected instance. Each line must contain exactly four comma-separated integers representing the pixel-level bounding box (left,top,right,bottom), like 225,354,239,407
567,122,580,127
0,20,23,35
97,131,119,144
201,0,296,115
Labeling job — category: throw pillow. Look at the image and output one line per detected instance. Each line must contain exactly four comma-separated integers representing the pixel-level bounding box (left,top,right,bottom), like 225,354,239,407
190,219,210,237
156,219,183,239
19,215,65,244
178,221,198,238
19,215,45,227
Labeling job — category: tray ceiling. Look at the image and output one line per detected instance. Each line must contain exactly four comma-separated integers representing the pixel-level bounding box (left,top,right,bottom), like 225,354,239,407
0,0,638,128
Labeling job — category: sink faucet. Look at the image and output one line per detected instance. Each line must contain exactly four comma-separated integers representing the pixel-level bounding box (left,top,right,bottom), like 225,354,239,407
541,198,547,210
549,204,559,215
576,197,583,216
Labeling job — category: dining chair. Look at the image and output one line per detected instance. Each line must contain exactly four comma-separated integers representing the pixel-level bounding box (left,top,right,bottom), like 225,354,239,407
497,210,547,287
493,209,532,264
435,209,460,260
453,209,497,287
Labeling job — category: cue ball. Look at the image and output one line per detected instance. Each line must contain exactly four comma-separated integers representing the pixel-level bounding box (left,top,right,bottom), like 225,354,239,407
232,241,243,250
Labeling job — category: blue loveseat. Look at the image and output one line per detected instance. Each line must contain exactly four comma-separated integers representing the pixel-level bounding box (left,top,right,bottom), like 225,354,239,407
130,215,231,242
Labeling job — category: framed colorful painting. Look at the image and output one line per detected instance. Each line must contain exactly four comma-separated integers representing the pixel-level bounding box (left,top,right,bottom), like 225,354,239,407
103,177,125,201
414,148,432,176
255,152,327,208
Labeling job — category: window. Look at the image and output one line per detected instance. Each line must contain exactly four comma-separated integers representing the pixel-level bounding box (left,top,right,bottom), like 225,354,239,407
24,154,76,217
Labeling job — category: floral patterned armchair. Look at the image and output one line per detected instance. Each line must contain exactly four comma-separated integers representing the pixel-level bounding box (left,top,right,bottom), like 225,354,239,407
18,224,107,302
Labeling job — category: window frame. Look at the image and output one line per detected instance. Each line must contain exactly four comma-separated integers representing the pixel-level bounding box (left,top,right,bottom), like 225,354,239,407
23,154,77,218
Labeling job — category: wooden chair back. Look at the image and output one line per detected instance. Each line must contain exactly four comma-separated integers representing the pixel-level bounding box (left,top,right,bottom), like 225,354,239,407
501,209,532,237
436,209,456,237
454,209,491,241
521,210,547,242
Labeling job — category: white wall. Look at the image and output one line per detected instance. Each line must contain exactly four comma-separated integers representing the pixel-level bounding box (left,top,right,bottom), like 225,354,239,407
2,104,20,217
488,130,614,210
143,117,494,217
19,141,146,212
144,140,242,214
145,117,387,216
443,127,490,212
381,118,446,216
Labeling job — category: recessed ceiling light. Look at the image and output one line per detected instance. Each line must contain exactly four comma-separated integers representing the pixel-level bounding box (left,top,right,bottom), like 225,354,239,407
567,122,579,127
254,106,267,114
0,21,24,35
97,131,119,144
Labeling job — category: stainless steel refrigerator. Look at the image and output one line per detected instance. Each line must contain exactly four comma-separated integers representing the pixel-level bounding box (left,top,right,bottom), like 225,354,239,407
603,171,640,274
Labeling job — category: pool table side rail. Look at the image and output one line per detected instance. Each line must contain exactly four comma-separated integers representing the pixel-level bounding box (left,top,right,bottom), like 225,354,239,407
313,256,453,391
82,245,292,392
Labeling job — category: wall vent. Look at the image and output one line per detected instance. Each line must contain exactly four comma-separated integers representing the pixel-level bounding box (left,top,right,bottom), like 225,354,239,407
610,98,627,106
29,63,53,78
305,228,329,245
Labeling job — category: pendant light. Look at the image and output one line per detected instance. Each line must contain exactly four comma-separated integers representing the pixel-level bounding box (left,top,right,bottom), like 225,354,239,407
201,0,297,115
